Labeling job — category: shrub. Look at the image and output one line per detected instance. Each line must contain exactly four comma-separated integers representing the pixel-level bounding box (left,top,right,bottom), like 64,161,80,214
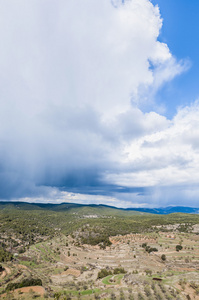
144,285,151,297
97,268,112,279
189,282,199,290
113,267,126,274
142,244,158,253
161,254,166,261
6,278,42,291
0,264,4,272
0,248,13,262
110,293,116,300
145,269,152,276
176,245,183,252
81,234,112,248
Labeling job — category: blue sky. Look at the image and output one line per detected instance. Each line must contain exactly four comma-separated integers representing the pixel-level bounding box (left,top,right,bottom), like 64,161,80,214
152,0,199,117
0,0,199,208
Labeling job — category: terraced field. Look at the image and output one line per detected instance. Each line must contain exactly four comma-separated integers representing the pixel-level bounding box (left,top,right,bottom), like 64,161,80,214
1,203,199,299
1,229,199,299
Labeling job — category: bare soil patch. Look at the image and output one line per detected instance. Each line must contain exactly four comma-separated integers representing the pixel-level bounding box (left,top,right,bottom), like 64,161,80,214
0,286,45,298
62,268,81,277
0,271,6,280
176,283,199,300
0,267,11,280
53,268,81,278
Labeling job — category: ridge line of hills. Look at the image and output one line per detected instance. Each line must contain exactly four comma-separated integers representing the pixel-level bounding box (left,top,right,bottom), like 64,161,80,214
0,201,199,215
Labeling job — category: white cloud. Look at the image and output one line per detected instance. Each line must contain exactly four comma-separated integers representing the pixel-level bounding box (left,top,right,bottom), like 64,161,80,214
0,0,192,207
101,101,199,206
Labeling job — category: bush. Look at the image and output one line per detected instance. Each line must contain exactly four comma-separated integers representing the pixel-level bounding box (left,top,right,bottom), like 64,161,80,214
145,246,158,253
161,254,166,261
176,245,183,252
110,293,116,300
145,269,152,276
0,248,13,262
81,234,112,248
142,243,158,253
6,278,42,291
0,264,4,272
189,282,199,289
144,285,152,297
18,247,26,254
97,268,112,279
113,267,126,274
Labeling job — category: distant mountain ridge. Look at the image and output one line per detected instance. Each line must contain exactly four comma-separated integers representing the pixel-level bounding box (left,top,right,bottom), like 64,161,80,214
0,201,199,215
126,206,199,214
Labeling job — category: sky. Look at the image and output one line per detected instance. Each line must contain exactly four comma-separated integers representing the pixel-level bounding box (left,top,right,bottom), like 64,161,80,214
0,0,199,208
151,0,199,117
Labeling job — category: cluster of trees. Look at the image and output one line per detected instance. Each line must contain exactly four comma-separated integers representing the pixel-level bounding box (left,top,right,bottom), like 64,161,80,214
176,245,183,252
1,211,56,234
113,267,126,275
97,267,126,279
81,234,112,248
0,210,56,252
6,278,42,291
1,203,199,246
0,247,13,262
97,269,112,279
142,243,158,253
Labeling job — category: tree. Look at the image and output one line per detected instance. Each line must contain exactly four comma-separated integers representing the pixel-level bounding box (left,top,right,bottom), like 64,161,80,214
161,254,166,261
97,268,112,279
0,264,4,272
176,245,183,252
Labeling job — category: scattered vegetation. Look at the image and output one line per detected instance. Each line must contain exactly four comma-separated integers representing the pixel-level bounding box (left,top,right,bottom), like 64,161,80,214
142,243,158,253
0,202,199,299
0,247,13,262
6,278,42,291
